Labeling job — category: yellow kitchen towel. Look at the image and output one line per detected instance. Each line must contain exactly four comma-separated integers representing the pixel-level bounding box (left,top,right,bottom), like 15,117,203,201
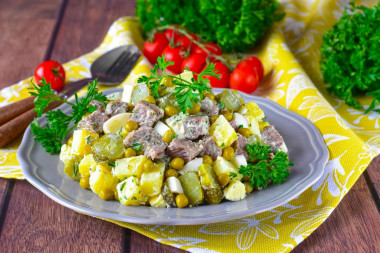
0,0,378,252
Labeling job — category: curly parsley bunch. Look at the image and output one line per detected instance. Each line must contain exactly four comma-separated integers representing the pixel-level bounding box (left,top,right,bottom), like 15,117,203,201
136,0,284,52
320,2,380,113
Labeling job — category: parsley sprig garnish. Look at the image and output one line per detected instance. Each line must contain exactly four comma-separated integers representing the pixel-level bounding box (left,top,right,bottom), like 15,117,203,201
320,2,380,113
29,78,107,154
138,55,219,113
239,142,293,189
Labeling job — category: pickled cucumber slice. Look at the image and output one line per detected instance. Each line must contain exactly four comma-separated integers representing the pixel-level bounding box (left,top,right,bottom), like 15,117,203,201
91,134,125,161
131,83,150,105
198,164,223,204
179,172,204,206
162,180,176,207
219,90,244,112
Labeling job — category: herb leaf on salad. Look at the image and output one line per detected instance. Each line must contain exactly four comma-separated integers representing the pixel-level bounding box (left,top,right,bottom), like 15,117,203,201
29,78,107,154
138,55,219,113
239,142,293,189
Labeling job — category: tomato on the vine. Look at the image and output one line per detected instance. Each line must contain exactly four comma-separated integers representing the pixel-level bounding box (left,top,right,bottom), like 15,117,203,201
230,63,259,93
162,46,185,73
193,42,222,60
34,60,65,91
181,53,207,73
236,56,264,81
143,33,169,64
176,34,198,51
203,62,230,88
164,29,181,43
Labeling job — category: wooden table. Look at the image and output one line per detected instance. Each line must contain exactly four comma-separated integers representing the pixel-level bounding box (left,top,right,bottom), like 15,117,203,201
0,0,379,252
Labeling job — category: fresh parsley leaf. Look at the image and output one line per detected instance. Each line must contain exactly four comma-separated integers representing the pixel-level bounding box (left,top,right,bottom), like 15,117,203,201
320,2,380,113
120,182,126,191
229,172,238,179
217,101,225,109
131,143,142,152
269,151,293,184
239,161,269,189
29,78,107,154
246,142,271,161
108,162,115,167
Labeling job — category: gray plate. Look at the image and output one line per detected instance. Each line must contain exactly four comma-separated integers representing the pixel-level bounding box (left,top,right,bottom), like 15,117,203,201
18,88,329,225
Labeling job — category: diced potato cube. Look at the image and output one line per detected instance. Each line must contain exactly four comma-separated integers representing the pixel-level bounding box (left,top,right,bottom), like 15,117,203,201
245,115,261,140
117,177,147,206
114,155,147,180
78,154,97,177
224,180,246,201
60,144,71,164
63,154,82,181
90,164,117,195
165,113,187,139
259,121,270,132
179,172,204,206
149,194,167,208
209,115,238,148
231,155,247,170
141,163,165,196
103,113,131,134
71,129,99,157
213,156,242,181
240,102,265,122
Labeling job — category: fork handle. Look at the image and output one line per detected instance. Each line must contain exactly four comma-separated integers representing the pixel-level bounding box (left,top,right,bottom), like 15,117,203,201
0,101,63,148
0,96,36,126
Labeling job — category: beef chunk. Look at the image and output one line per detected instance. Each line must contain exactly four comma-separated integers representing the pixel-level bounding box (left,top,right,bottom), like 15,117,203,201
123,126,167,160
183,116,209,140
234,134,248,159
167,139,203,162
229,120,238,131
200,97,219,115
261,125,284,151
199,135,222,159
78,111,109,134
130,100,164,127
105,101,128,117
89,100,105,112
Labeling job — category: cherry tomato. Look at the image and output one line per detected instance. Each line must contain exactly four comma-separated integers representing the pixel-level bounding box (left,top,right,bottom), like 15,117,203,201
176,34,198,51
203,62,230,88
193,42,222,60
236,56,264,80
143,33,169,64
230,63,259,93
34,60,65,91
181,53,207,73
162,46,185,73
164,29,181,43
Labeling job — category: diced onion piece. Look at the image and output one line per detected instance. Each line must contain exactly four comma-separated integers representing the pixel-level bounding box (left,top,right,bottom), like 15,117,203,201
154,121,171,137
180,158,203,174
234,113,249,129
167,177,184,194
121,84,137,103
279,143,288,153
107,92,122,101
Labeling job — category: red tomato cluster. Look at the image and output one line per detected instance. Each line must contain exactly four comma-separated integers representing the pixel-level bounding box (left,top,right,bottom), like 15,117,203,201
143,29,264,93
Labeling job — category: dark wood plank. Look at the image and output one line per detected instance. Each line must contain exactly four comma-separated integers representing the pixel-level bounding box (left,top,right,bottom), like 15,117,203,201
0,179,11,212
0,180,124,252
130,232,185,253
0,0,63,89
366,155,380,199
52,0,136,63
293,174,380,252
